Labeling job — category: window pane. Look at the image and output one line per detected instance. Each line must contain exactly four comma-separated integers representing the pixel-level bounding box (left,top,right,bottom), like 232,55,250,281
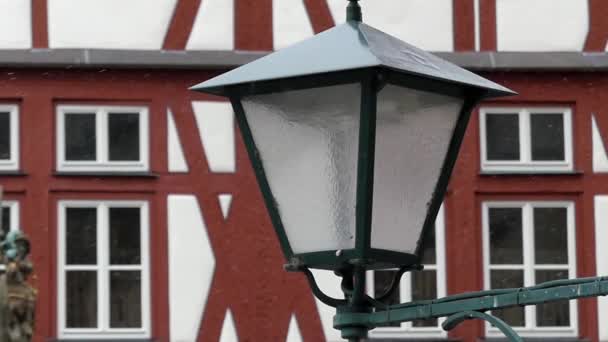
65,113,96,161
489,208,523,264
374,270,401,327
1,207,10,240
66,271,97,328
491,270,525,327
108,113,140,161
486,113,520,161
110,207,141,265
66,208,97,265
110,271,142,328
534,207,568,264
419,225,436,264
536,270,570,327
531,113,565,161
412,270,438,327
0,112,10,160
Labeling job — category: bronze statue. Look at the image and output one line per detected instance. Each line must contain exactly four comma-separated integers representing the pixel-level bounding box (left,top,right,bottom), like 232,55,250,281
0,230,36,342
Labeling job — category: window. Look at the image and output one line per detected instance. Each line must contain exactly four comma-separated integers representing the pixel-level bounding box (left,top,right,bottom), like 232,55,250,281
57,105,149,172
0,105,19,171
483,202,576,337
368,205,446,339
1,200,19,237
1,201,19,270
58,201,150,339
480,108,573,173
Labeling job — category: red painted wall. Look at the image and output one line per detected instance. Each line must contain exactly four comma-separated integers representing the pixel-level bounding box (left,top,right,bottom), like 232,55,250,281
0,69,607,341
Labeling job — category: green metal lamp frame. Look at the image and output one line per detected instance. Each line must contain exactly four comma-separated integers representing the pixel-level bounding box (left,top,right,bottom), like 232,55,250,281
193,1,608,341
229,67,480,272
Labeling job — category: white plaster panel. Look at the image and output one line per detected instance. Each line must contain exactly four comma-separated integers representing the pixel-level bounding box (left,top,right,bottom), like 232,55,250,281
328,0,454,51
593,115,608,173
187,0,234,50
595,196,608,340
0,0,31,48
192,101,236,173
168,195,215,342
218,194,233,219
496,0,588,52
311,270,343,341
48,0,176,49
168,109,189,173
474,0,480,51
220,309,239,342
286,315,303,342
273,0,314,50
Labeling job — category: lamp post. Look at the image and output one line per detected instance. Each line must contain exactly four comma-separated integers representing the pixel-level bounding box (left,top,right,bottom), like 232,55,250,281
192,1,608,341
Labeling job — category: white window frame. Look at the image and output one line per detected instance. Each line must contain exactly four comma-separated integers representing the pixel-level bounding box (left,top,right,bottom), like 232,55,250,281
479,107,573,173
0,200,20,270
482,201,577,338
367,205,447,339
0,104,19,171
1,200,19,233
57,201,151,339
56,105,149,172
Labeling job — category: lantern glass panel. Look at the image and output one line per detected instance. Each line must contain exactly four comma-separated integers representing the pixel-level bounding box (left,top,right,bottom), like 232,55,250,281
370,84,463,254
242,83,361,254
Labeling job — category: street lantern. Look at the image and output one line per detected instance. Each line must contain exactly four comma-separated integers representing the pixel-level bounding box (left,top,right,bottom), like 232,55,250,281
192,0,514,273
192,1,608,341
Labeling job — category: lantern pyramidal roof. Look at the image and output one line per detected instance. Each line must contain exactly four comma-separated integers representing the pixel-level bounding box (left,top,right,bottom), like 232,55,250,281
192,21,515,97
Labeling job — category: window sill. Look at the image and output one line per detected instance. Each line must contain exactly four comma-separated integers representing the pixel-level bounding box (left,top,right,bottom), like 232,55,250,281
50,339,155,342
480,338,588,342
368,339,458,341
479,171,583,177
53,171,159,178
0,170,27,177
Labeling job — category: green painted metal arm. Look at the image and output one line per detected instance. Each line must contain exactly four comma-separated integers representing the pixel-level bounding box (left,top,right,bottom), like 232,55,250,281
334,276,608,332
443,311,522,342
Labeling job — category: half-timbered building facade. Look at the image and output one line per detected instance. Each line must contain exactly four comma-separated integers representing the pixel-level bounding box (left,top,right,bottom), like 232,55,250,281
2,1,608,341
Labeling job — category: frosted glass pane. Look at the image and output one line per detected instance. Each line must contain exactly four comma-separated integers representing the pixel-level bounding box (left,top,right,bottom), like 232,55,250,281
242,84,360,254
371,85,463,254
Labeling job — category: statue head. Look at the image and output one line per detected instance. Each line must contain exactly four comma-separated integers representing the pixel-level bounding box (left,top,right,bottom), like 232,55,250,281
1,231,30,262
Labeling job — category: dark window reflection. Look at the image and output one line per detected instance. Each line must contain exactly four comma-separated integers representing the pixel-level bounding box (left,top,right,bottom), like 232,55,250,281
66,208,97,265
489,208,523,264
536,270,570,327
534,208,568,264
0,112,10,160
419,225,436,265
66,271,97,328
491,270,525,327
531,114,565,161
486,113,520,161
108,113,140,161
109,207,141,265
412,270,438,327
65,113,96,161
110,271,142,328
1,207,10,240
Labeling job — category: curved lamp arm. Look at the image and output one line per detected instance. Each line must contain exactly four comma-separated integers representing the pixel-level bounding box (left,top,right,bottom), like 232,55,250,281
285,264,348,308
375,264,423,303
443,311,523,342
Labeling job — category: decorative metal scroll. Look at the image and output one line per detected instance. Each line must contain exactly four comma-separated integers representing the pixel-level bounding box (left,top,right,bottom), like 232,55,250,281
443,311,523,342
0,230,36,342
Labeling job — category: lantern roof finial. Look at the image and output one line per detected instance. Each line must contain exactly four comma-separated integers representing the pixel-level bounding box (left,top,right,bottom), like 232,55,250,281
346,0,362,22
